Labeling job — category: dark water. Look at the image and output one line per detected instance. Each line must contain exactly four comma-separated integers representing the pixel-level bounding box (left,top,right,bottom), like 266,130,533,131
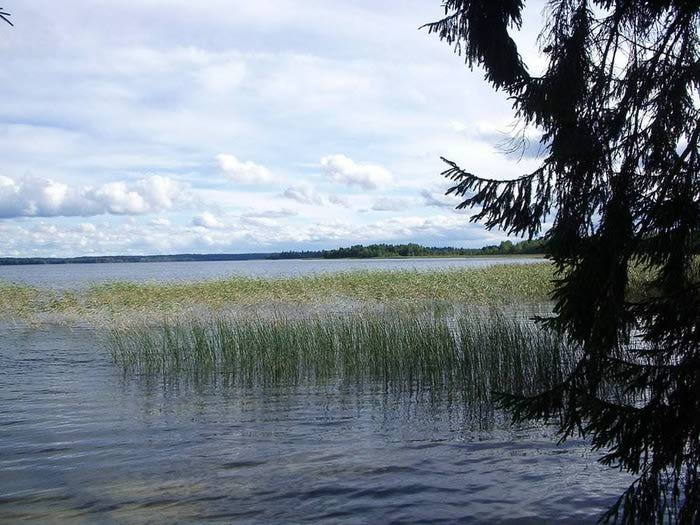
0,324,631,524
0,257,543,290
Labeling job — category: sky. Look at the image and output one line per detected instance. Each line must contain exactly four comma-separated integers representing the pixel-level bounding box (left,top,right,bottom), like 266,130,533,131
0,1,549,257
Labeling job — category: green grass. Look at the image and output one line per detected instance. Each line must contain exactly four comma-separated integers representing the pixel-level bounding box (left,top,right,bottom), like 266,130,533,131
107,305,576,401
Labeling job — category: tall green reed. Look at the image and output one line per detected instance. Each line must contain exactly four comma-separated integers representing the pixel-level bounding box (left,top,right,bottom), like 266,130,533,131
108,305,576,403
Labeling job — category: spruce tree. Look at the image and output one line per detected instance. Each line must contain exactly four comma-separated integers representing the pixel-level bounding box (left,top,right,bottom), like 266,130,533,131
424,1,699,522
0,7,11,26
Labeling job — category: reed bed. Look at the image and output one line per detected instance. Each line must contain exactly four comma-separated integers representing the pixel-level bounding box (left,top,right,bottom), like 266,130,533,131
85,261,665,315
0,264,555,321
87,264,554,308
0,282,48,319
1,261,666,325
108,305,577,402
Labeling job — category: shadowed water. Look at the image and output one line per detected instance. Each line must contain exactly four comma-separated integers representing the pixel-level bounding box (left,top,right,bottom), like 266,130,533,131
0,323,631,524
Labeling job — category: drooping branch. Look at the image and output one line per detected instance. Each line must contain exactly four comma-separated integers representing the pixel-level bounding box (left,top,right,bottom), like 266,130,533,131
427,1,700,521
420,0,529,91
440,157,553,237
0,7,11,26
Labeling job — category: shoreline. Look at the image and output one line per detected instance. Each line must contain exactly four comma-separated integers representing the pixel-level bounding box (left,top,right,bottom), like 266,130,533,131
0,253,547,267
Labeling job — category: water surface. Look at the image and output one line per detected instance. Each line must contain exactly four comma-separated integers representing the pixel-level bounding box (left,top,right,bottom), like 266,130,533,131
0,257,543,290
0,324,631,524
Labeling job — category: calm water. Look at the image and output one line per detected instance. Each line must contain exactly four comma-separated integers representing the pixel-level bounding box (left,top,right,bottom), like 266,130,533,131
0,257,543,290
0,324,631,524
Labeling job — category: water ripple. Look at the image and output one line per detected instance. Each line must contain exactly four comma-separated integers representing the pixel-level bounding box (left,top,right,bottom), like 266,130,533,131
0,324,632,524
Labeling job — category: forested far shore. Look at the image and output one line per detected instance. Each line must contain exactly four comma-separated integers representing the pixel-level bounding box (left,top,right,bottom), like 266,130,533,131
270,239,546,259
0,239,546,265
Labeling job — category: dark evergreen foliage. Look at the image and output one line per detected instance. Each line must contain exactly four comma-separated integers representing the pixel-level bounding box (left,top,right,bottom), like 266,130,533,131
0,7,11,26
272,239,546,259
0,239,546,265
424,1,699,522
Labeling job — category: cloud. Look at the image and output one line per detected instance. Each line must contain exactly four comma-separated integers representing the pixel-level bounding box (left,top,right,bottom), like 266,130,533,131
93,176,185,215
282,183,324,205
281,183,351,208
217,154,278,184
192,211,225,229
289,214,502,247
0,1,548,257
197,61,247,93
449,120,468,133
0,212,505,258
320,154,392,190
242,208,298,219
0,174,187,218
327,194,351,208
464,120,546,160
371,197,417,211
421,188,461,208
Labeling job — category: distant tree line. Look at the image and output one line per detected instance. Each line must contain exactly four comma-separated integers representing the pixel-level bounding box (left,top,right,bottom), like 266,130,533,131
0,239,547,265
270,238,547,259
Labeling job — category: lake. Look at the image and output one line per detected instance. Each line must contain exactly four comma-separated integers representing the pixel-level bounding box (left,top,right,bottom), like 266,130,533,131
0,327,631,524
0,258,632,523
0,256,543,289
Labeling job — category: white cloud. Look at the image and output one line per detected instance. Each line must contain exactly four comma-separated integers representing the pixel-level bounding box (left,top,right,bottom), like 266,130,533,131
0,213,507,258
0,174,187,218
242,208,298,219
192,211,225,229
282,181,332,206
449,120,468,133
320,154,392,190
150,217,172,227
371,197,417,212
328,194,351,208
217,154,277,184
282,183,324,205
93,176,185,215
421,188,460,208
197,61,247,93
281,183,352,208
0,1,549,257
